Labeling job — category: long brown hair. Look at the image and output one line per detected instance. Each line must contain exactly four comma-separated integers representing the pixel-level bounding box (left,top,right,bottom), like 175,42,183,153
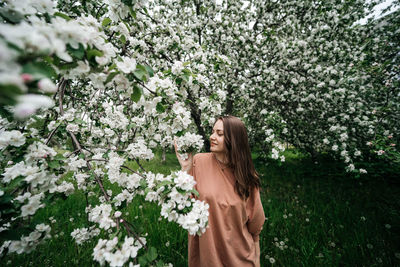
217,115,260,199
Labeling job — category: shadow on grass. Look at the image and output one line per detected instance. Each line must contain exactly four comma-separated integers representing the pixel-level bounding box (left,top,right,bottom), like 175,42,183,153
255,149,400,266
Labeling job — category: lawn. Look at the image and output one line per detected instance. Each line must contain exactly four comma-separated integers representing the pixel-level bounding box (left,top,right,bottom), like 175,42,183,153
3,149,400,266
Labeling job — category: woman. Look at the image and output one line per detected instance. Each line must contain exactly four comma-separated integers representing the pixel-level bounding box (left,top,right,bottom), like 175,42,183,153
175,115,265,267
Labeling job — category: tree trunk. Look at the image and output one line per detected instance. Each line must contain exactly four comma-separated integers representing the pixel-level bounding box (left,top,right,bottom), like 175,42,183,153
187,89,210,152
162,147,166,163
225,83,234,115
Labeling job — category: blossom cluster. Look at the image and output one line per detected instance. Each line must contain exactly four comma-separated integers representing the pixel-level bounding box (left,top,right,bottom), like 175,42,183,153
93,236,145,267
1,224,51,255
175,132,204,160
71,226,100,245
145,171,209,235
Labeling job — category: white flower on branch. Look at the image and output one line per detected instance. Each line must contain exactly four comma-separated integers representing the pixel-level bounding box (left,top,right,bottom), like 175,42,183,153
173,170,197,191
175,132,204,160
126,139,154,160
0,130,26,149
20,193,45,217
116,57,137,74
49,181,75,196
14,94,54,119
88,204,116,230
93,236,145,267
71,226,100,245
37,78,57,93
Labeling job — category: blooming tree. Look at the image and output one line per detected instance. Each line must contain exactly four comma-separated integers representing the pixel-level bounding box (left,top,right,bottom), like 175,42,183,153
127,0,399,171
0,1,209,265
240,0,400,171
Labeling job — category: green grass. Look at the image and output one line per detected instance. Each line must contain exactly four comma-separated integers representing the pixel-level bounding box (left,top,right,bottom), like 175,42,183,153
3,149,400,266
256,150,400,266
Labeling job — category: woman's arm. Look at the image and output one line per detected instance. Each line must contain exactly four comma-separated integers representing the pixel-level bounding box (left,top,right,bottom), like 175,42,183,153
246,187,266,242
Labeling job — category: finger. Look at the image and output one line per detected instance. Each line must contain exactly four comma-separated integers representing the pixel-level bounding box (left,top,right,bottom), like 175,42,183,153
173,140,182,161
173,140,179,155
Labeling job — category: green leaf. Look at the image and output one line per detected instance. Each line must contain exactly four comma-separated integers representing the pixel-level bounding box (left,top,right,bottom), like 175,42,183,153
138,256,148,266
48,160,61,169
189,189,200,197
87,49,103,60
54,12,72,21
127,123,135,130
0,9,24,23
144,188,150,195
175,77,183,85
67,43,85,60
75,118,86,124
156,103,165,113
108,64,117,71
131,85,142,102
109,229,120,239
147,247,158,262
58,62,78,70
102,17,112,27
175,130,185,137
133,65,148,81
0,195,13,205
105,72,120,85
144,65,154,77
120,35,126,44
182,74,190,82
182,69,192,82
129,7,137,19
0,84,23,105
139,179,147,188
22,61,57,80
156,180,173,190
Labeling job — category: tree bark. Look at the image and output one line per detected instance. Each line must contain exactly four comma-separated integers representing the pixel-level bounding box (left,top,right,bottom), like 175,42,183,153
187,89,210,152
162,147,166,163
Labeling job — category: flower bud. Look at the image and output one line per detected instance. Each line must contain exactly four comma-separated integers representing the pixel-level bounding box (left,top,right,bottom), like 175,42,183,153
38,78,57,93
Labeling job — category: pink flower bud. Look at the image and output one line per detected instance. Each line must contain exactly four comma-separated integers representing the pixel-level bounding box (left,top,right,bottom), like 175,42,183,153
21,73,33,83
376,150,385,155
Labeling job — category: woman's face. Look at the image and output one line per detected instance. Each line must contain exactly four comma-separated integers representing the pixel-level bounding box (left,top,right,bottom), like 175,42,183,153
210,119,226,154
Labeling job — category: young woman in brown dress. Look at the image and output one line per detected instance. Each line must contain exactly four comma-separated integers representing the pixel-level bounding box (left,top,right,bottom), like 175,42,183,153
175,115,265,267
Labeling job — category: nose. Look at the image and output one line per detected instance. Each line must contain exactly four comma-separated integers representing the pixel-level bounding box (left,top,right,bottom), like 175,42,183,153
210,132,216,141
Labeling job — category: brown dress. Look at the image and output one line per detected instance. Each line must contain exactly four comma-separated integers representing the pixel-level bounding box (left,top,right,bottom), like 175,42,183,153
188,153,265,267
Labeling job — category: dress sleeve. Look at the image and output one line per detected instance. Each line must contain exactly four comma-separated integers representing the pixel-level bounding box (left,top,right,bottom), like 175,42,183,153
246,187,265,242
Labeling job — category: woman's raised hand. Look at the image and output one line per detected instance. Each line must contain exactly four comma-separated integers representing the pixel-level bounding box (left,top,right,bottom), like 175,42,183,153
174,138,193,173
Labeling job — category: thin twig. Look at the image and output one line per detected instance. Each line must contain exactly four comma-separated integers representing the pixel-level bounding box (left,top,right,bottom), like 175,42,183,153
45,124,60,145
135,159,146,172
